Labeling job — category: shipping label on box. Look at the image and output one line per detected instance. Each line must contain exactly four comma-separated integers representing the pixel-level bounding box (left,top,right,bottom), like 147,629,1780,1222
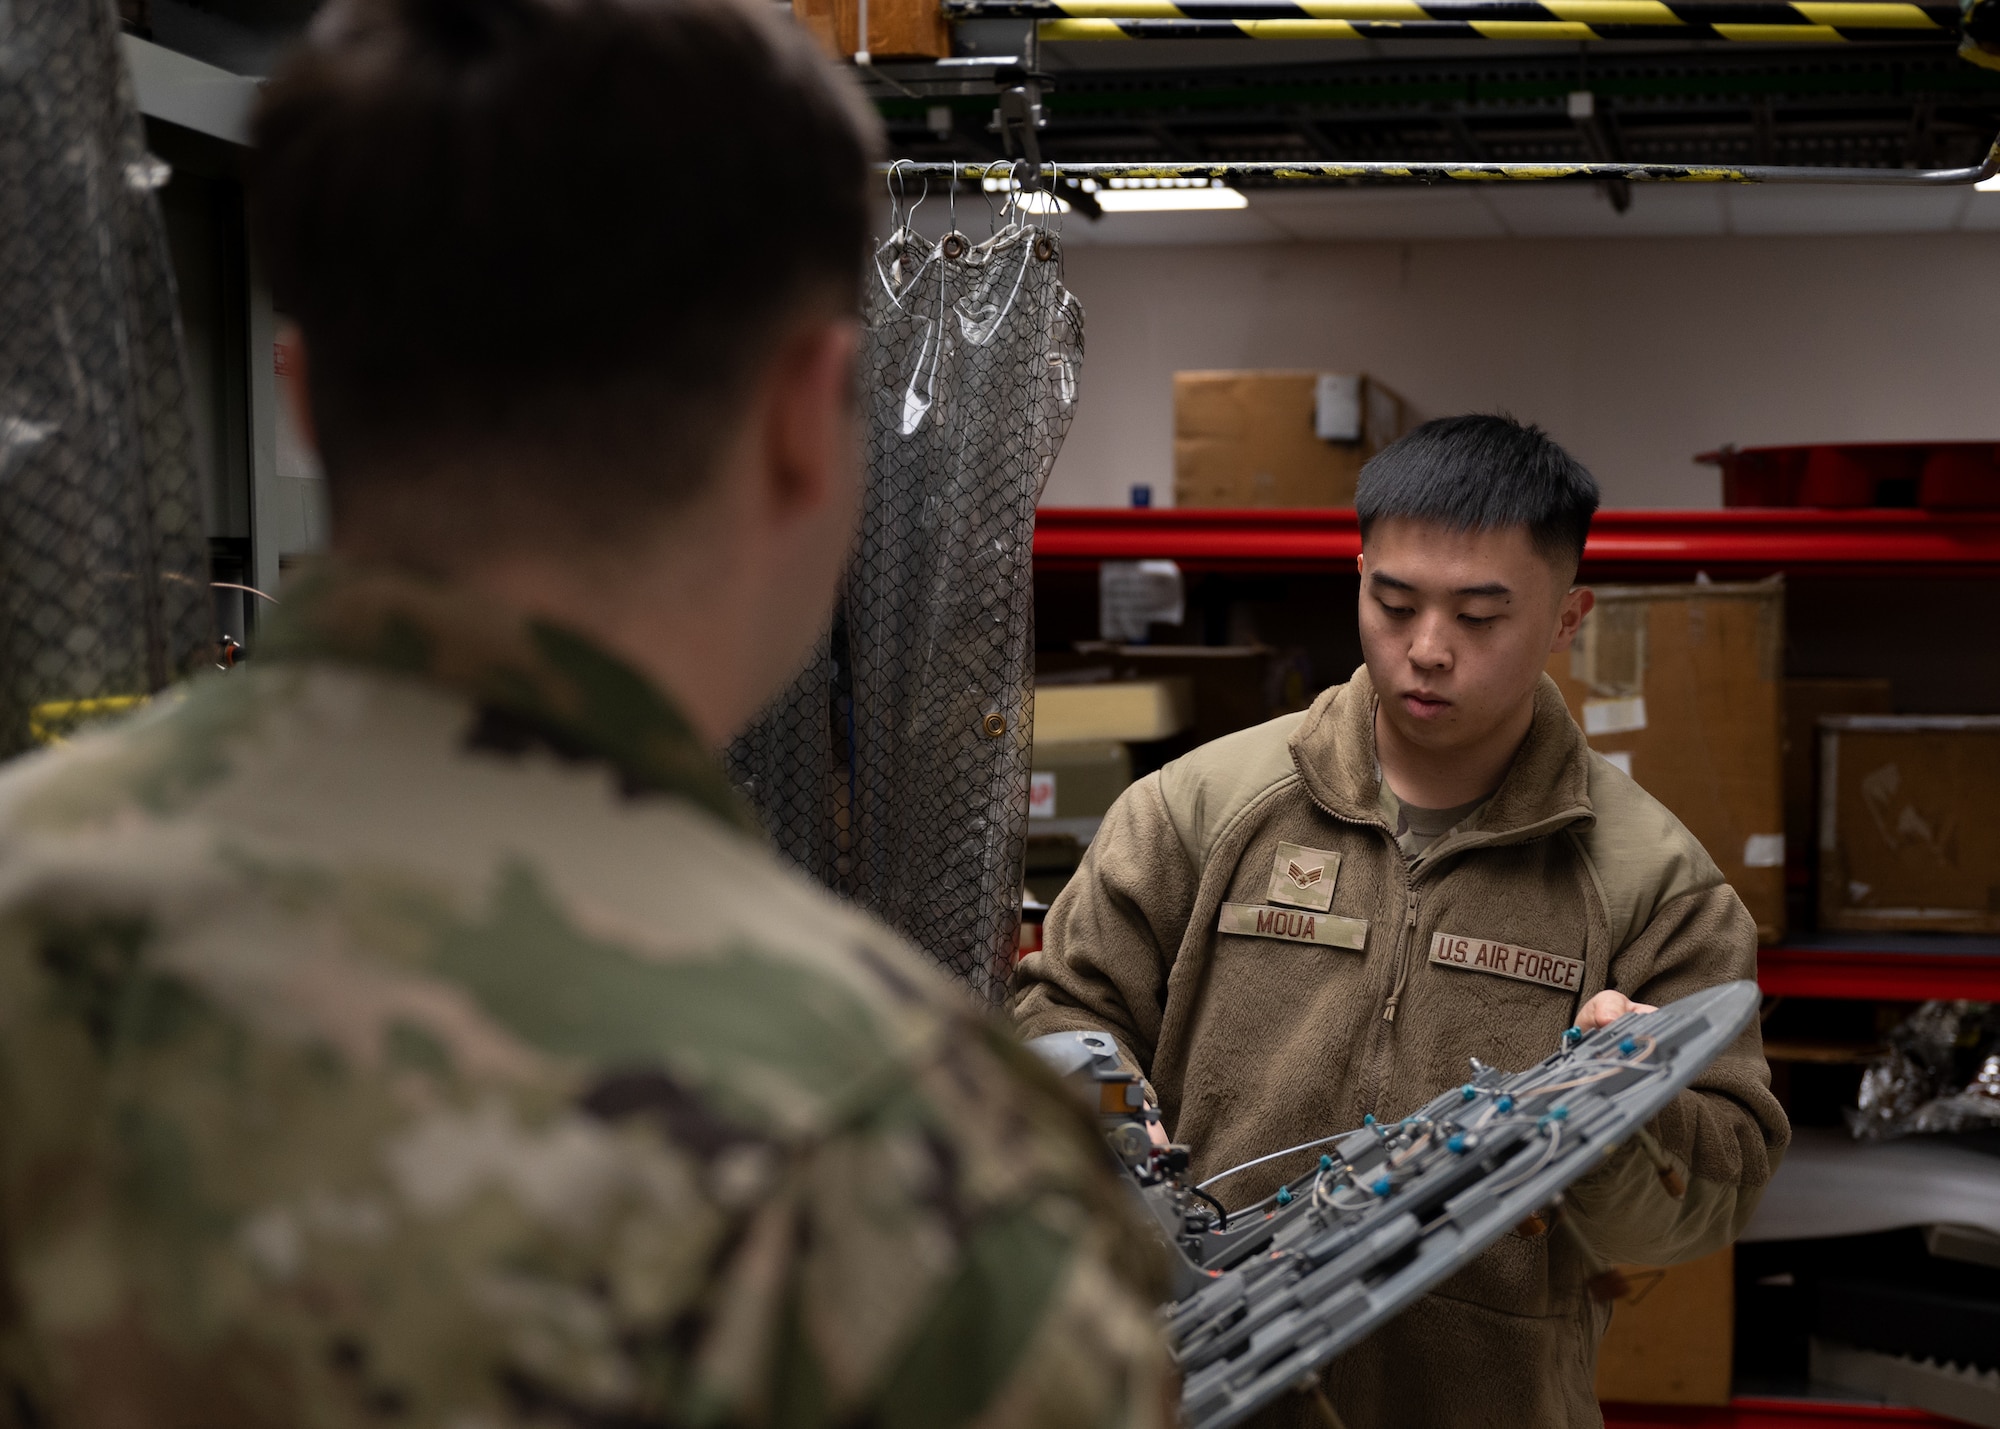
1818,715,2000,934
1548,579,1787,943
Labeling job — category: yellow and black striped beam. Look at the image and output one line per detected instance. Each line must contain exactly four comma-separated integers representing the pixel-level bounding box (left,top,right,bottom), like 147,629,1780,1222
885,137,2000,183
942,0,1963,42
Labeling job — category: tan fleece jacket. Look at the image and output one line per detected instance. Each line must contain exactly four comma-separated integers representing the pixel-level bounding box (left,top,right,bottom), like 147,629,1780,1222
1012,668,1789,1429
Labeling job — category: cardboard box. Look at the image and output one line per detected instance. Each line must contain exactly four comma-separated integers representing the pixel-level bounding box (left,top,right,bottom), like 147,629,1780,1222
1547,580,1786,943
1042,644,1308,747
1817,715,2000,934
1032,677,1193,744
1173,371,1409,508
791,0,947,60
1782,678,1894,902
1595,1247,1734,1406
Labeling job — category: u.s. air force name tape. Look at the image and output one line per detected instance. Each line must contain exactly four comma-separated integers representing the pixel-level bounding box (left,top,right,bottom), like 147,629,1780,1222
1219,901,1370,949
1428,931,1584,992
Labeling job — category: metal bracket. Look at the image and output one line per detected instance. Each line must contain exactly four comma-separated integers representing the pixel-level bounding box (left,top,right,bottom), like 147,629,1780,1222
992,81,1047,171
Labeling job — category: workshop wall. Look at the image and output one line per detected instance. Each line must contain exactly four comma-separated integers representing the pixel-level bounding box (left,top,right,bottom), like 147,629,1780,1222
1041,230,2000,510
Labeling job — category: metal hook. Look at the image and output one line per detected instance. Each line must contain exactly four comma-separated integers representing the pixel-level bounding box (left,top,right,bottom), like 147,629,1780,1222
1035,162,1064,253
1014,156,1039,226
896,159,930,236
886,158,912,232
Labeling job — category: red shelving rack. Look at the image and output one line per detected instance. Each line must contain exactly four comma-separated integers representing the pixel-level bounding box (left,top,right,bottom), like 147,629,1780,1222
1757,944,2000,1001
1032,506,2000,1006
1603,1400,1961,1428
1035,508,2000,579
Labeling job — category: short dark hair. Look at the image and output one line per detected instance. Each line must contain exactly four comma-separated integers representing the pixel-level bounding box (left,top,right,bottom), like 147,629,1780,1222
250,0,879,545
1355,414,1601,571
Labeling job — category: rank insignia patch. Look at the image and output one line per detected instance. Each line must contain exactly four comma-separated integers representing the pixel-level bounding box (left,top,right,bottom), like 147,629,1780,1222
1267,841,1340,912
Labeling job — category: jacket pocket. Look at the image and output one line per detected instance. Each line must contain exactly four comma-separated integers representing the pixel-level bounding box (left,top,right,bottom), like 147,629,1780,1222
1320,1290,1605,1429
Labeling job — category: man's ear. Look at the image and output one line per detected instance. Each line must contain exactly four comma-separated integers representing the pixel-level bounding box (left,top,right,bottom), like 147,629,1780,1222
1550,585,1595,654
765,316,861,517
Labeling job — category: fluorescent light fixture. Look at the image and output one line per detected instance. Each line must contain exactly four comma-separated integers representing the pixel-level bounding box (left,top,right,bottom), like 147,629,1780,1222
1096,183,1248,212
979,176,1069,214
1978,174,2000,192
979,173,1248,212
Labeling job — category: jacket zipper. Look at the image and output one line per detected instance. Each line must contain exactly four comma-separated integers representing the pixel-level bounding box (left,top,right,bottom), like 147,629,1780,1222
1382,885,1421,1023
1289,744,1596,1118
1349,832,1419,1117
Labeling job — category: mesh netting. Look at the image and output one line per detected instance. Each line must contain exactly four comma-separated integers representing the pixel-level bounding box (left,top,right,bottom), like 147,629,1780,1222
729,218,1083,1002
0,0,214,757
724,633,836,881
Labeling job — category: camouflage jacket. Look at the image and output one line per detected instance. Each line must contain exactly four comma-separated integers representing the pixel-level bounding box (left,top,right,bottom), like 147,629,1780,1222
0,562,1170,1429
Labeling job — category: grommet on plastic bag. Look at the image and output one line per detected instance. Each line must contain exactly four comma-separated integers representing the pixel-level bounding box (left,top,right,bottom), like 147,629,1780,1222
982,712,1007,737
941,232,968,259
1033,233,1057,262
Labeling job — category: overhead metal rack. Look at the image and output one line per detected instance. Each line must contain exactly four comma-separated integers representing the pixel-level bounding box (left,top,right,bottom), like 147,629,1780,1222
876,0,2000,179
948,0,1967,44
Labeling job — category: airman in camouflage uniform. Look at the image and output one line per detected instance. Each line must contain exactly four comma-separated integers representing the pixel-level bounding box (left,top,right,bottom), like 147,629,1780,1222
0,561,1171,1427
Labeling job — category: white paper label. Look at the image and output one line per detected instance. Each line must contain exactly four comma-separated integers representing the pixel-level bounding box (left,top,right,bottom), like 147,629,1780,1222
1099,560,1185,643
1028,771,1057,819
1743,834,1785,869
1314,373,1362,441
1583,696,1647,737
1602,751,1633,778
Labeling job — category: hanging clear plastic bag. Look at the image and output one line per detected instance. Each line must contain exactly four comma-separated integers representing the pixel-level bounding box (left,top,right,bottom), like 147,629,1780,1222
1849,1000,2000,1139
727,213,1082,1002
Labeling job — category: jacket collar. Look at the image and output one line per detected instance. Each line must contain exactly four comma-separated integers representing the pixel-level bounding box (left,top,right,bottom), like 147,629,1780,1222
1289,665,1595,847
258,558,760,835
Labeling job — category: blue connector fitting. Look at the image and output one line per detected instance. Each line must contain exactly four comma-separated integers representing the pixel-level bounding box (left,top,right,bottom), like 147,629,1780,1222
1276,1186,1293,1206
1372,1177,1392,1197
1462,1084,1478,1102
1319,1154,1335,1171
1563,1026,1583,1047
1363,1113,1376,1126
1496,1095,1514,1113
1447,1134,1468,1154
1619,1036,1637,1056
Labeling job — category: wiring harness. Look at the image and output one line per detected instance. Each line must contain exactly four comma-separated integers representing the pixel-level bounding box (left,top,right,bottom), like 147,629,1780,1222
1029,979,1761,1429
